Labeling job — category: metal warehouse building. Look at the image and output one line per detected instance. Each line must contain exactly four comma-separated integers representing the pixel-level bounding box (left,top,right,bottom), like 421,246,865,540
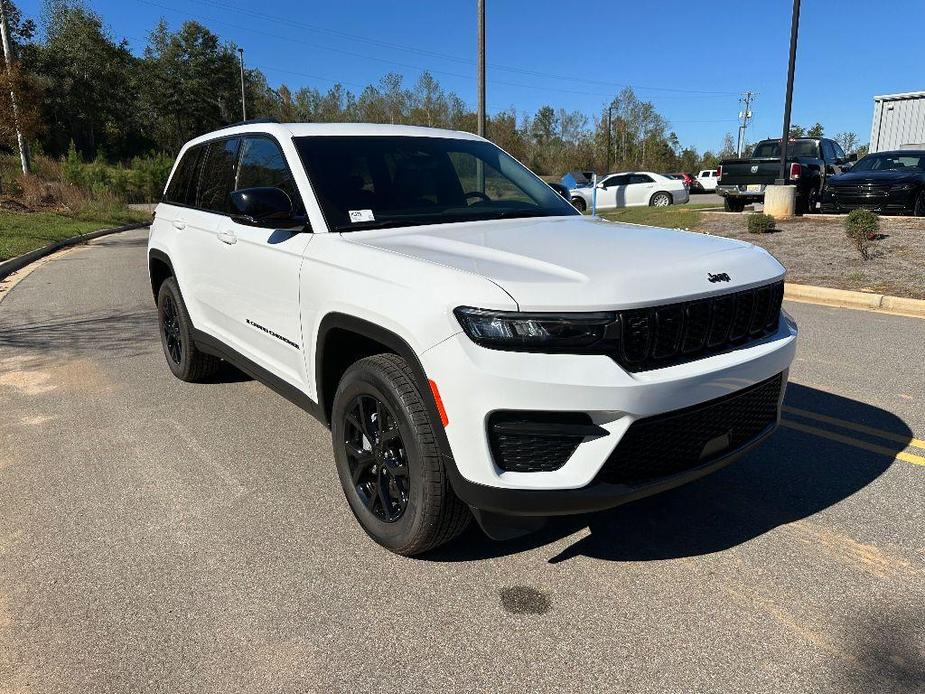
870,91,925,152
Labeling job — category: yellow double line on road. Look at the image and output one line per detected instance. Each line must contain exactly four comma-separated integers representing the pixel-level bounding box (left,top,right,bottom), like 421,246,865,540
781,405,925,467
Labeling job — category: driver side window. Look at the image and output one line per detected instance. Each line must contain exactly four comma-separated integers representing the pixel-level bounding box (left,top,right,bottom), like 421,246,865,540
448,152,532,203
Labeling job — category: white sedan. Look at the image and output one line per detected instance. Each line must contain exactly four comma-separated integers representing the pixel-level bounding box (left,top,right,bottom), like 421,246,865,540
569,171,689,212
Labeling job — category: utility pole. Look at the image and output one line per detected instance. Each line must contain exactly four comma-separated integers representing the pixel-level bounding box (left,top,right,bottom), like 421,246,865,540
736,91,755,157
605,105,612,173
476,0,485,138
238,47,246,121
777,0,800,184
0,0,31,174
476,0,486,192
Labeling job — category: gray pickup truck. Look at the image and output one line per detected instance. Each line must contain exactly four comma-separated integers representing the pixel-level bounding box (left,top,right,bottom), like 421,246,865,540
717,137,855,213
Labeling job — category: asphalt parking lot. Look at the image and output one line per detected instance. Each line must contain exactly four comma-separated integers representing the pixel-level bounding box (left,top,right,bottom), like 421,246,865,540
1,228,923,693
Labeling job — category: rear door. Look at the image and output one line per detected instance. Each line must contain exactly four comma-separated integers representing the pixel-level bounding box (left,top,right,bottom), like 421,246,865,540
213,135,312,387
626,173,656,206
158,142,227,335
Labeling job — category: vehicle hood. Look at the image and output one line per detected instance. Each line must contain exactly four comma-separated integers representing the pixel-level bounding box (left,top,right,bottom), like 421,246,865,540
348,215,785,311
828,170,921,186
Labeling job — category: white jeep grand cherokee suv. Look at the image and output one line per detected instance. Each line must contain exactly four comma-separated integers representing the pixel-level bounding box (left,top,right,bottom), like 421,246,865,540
149,121,797,555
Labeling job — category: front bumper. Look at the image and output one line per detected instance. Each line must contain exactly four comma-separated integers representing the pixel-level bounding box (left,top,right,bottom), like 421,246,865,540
420,313,797,515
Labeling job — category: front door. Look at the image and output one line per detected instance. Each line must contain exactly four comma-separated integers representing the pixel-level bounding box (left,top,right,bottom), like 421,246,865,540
213,135,312,387
598,174,628,209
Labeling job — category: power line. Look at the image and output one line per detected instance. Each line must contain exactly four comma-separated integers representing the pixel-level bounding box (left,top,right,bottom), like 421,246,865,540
131,0,740,98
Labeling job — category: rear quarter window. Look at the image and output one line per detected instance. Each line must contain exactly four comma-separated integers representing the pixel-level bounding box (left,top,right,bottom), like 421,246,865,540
164,145,205,206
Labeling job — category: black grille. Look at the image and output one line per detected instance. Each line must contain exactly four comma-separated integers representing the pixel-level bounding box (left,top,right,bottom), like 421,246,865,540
833,183,892,196
613,281,784,372
594,373,782,485
488,411,594,472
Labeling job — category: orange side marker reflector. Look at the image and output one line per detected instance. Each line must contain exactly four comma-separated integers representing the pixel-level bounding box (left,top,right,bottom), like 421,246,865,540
428,379,449,427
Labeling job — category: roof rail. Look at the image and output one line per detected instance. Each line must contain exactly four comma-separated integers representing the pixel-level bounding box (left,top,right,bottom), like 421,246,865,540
215,117,280,131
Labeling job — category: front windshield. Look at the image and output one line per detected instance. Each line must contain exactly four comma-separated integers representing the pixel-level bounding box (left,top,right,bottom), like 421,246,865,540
851,152,925,173
294,135,578,231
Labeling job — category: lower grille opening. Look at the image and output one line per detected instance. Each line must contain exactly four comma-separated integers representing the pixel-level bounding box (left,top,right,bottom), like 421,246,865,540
594,373,783,485
488,411,603,473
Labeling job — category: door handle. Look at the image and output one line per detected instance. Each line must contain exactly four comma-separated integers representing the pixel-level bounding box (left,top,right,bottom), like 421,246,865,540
217,230,237,245
172,220,186,230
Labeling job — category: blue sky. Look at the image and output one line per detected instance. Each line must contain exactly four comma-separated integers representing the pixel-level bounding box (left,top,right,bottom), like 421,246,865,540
18,0,925,153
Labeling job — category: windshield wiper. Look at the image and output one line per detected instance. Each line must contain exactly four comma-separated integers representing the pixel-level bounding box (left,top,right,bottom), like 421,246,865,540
482,209,552,220
332,219,404,232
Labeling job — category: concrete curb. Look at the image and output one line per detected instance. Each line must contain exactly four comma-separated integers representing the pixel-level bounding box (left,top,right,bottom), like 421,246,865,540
785,282,925,318
0,221,149,283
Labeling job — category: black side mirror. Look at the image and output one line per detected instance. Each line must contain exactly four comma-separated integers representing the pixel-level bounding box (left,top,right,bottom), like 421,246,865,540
229,187,304,229
848,152,858,162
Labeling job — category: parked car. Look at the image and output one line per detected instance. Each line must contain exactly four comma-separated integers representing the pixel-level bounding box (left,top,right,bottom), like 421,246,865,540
668,172,695,189
695,169,718,192
149,121,796,555
822,150,925,216
568,171,689,212
716,137,854,213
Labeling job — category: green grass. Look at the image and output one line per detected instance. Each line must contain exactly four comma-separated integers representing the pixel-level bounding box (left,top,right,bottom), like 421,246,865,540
596,203,712,230
0,207,150,262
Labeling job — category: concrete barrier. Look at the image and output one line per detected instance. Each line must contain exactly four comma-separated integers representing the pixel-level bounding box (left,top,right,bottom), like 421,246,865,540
764,185,796,219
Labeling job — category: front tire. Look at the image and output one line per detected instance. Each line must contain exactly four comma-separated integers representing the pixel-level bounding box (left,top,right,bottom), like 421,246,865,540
331,354,470,556
571,196,587,212
156,277,220,382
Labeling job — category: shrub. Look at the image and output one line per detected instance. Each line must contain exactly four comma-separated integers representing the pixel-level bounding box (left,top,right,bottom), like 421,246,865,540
844,209,879,260
746,213,775,233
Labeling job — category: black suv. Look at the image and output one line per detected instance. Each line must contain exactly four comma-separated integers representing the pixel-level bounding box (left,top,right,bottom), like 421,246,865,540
822,150,925,216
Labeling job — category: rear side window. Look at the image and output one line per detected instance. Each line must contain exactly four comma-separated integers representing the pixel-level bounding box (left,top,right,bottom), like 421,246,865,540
236,137,303,213
198,137,241,212
164,145,205,206
629,174,653,184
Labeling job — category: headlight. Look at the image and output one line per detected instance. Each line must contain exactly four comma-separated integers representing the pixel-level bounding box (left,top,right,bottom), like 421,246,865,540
454,306,618,352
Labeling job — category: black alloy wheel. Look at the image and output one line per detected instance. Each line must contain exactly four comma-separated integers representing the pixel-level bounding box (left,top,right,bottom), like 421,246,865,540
156,277,220,382
162,294,182,365
342,393,410,522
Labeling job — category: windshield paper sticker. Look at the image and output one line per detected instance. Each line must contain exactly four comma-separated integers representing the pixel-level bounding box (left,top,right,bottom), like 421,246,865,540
349,209,375,223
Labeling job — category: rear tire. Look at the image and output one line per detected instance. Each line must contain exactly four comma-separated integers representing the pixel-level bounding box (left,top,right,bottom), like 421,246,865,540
571,196,586,212
650,192,672,207
724,197,746,212
156,277,221,382
331,353,470,556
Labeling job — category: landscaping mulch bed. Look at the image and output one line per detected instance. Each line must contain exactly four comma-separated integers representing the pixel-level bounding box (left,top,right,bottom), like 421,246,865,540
695,213,925,300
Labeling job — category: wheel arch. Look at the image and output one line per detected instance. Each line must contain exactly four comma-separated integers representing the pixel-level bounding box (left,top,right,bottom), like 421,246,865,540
649,190,674,206
148,249,174,303
315,314,445,440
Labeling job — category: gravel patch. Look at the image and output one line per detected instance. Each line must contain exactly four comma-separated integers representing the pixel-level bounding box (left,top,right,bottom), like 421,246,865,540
696,213,925,299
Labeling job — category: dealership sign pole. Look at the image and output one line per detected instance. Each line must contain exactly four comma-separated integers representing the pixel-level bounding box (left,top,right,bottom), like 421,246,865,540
776,0,801,184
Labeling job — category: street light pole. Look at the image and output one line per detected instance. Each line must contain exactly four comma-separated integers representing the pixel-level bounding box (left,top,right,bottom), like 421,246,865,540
0,1,31,174
238,47,247,121
777,0,800,184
